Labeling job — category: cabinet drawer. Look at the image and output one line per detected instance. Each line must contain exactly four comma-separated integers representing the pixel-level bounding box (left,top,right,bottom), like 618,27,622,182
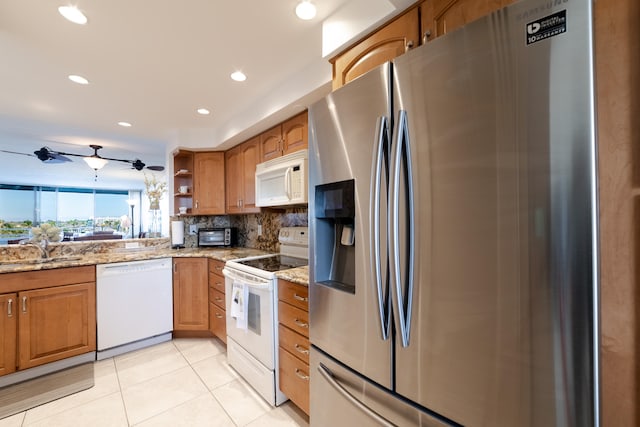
279,347,310,415
209,259,225,275
209,272,225,293
279,324,309,364
209,288,225,310
209,302,226,344
278,280,308,311
278,301,309,338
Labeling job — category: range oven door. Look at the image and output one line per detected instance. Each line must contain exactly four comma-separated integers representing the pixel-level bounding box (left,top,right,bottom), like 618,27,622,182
222,267,277,370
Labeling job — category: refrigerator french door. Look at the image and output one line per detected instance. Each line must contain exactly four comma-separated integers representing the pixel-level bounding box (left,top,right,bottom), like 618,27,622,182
308,0,599,426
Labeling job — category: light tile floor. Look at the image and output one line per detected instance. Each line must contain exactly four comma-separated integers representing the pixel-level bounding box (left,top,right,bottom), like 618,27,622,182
0,339,309,427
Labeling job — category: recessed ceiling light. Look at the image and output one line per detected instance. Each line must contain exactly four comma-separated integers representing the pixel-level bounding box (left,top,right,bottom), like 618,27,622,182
197,108,210,115
118,122,132,127
230,71,247,82
58,6,88,25
68,74,89,85
295,1,316,20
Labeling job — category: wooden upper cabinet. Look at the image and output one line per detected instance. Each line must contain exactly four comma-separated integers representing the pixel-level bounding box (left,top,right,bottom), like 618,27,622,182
331,7,420,90
226,137,261,214
425,0,515,41
282,111,308,156
0,293,17,376
259,111,309,162
193,151,225,215
260,125,283,163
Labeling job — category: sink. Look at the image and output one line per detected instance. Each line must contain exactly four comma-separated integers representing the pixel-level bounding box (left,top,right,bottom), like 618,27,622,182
0,256,83,266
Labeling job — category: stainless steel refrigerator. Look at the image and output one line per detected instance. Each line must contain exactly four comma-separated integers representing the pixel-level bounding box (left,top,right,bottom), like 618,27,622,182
307,0,599,425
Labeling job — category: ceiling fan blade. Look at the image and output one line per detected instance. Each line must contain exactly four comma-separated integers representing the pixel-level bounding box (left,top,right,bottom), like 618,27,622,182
34,147,72,163
146,165,165,171
0,149,36,158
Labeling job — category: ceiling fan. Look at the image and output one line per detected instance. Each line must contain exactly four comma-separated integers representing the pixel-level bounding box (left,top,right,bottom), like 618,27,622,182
0,144,164,171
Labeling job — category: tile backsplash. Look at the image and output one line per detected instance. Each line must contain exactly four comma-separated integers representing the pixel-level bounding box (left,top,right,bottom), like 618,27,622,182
174,207,308,252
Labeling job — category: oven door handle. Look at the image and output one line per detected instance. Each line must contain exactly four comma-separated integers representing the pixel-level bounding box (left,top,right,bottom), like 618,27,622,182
222,267,272,289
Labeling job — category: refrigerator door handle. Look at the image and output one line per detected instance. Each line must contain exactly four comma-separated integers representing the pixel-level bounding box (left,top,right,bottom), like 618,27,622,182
390,109,415,348
318,363,396,427
371,115,391,341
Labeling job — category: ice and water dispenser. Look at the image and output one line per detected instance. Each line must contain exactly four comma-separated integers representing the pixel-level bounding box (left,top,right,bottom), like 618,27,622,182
314,179,356,293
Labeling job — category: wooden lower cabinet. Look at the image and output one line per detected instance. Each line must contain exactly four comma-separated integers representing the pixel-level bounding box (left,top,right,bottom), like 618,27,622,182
278,279,310,415
19,283,96,370
0,293,17,376
209,259,227,343
0,266,96,377
173,258,209,331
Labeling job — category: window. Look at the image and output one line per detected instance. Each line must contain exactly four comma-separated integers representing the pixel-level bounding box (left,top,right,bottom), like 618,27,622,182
0,184,139,244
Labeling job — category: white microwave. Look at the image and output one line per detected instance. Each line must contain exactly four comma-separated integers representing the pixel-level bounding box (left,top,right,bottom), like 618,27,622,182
255,149,308,207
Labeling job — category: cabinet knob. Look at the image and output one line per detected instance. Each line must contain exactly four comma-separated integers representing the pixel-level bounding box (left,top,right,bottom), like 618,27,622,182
294,318,309,329
294,369,310,381
405,40,414,52
422,30,432,44
293,293,308,302
294,344,309,355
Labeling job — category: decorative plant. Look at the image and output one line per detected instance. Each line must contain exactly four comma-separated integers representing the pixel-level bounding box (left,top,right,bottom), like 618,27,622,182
144,172,167,210
30,223,62,242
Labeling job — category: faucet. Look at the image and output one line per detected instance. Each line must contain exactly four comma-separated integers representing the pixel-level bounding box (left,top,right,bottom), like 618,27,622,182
20,238,51,259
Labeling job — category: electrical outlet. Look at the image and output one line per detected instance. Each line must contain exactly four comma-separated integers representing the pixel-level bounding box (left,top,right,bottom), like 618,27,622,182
257,225,262,236
189,225,198,235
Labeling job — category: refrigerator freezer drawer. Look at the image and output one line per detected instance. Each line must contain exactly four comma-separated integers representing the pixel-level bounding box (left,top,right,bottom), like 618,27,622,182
310,347,455,427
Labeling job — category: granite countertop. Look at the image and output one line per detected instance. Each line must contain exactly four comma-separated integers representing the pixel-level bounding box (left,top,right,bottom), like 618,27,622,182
0,242,310,285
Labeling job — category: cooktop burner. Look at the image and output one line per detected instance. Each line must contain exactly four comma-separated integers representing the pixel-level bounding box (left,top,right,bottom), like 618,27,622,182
237,255,308,272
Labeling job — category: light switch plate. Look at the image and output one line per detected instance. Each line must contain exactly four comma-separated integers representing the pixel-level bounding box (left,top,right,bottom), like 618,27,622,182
189,225,197,235
257,225,262,236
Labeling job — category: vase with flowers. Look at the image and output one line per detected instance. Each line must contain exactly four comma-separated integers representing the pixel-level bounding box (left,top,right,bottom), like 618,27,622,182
144,172,167,237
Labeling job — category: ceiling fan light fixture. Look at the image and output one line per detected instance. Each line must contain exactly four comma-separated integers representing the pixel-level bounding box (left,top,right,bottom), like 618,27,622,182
295,1,316,20
58,6,88,25
83,156,108,170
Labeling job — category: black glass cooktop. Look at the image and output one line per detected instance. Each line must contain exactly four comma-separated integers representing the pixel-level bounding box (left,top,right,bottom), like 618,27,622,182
238,255,308,272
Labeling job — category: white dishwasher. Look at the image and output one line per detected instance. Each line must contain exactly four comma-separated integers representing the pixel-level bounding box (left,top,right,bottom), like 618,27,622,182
96,258,173,360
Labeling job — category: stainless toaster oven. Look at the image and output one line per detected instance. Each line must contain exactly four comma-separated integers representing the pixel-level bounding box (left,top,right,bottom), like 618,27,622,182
197,228,237,247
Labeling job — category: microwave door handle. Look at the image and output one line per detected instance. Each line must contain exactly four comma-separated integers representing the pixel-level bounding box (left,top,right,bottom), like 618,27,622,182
285,167,292,199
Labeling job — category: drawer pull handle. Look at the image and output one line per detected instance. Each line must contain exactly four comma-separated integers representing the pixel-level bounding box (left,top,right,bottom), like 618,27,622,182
295,369,310,381
215,297,223,303
294,344,309,355
294,319,308,328
293,293,308,302
7,298,13,317
22,296,27,313
215,313,224,319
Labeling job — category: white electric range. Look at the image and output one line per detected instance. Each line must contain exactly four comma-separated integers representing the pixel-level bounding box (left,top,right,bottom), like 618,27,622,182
222,226,308,406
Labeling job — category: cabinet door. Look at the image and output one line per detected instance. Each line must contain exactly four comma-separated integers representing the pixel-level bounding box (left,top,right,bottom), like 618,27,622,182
193,152,225,215
332,8,419,90
260,125,283,162
0,293,17,376
282,111,308,156
18,283,96,370
430,0,514,39
173,258,209,331
240,137,261,213
225,146,243,214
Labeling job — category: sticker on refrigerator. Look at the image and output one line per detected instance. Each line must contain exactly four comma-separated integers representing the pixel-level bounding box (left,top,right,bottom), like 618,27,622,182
526,10,566,45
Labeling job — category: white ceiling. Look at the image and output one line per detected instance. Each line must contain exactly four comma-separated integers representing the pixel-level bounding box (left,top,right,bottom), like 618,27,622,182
0,0,413,190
